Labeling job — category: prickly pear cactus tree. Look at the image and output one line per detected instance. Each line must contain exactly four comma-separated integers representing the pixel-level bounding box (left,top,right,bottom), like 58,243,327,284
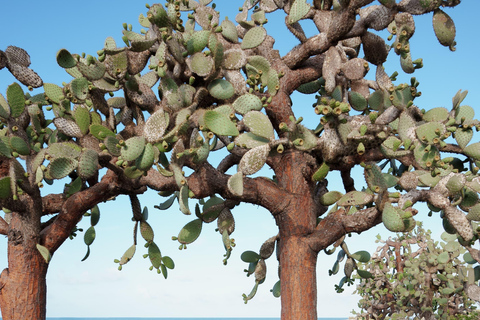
352,224,480,320
0,0,477,320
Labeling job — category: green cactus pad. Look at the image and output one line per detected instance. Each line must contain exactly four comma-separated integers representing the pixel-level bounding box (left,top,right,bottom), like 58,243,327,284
382,202,406,232
78,149,99,180
364,163,387,192
368,89,385,111
241,251,261,263
179,185,191,215
241,27,267,50
423,107,449,122
319,191,343,206
84,226,96,246
74,105,91,135
413,143,439,169
189,52,214,77
0,138,12,158
208,33,224,70
227,171,244,196
46,142,82,159
221,18,238,43
235,132,270,149
432,9,456,50
121,136,146,162
348,91,368,111
233,93,263,115
140,220,154,243
204,110,239,136
239,144,270,175
0,177,12,199
0,93,10,119
76,60,106,81
187,30,211,54
177,218,203,244
56,49,77,69
243,111,274,140
9,136,30,156
337,191,374,207
288,0,310,24
148,242,162,269
119,244,136,265
208,79,235,100
103,136,120,156
43,83,65,104
48,157,78,180
446,174,466,194
89,124,115,140
452,89,468,109
6,82,25,118
148,4,170,28
135,142,155,171
312,162,330,182
397,111,416,142
351,250,371,263
415,122,445,144
455,128,473,150
193,141,210,164
466,203,480,221
464,143,480,161
455,105,475,123
297,80,322,94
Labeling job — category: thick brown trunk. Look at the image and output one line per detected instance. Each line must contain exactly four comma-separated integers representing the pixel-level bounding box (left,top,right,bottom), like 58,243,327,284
0,214,48,320
273,151,319,320
280,235,318,320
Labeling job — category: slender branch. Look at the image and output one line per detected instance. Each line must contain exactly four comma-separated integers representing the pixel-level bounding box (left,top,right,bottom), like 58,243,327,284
40,170,122,253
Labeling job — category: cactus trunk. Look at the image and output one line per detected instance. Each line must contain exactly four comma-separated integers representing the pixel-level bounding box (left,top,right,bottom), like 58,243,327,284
279,235,318,320
273,151,319,320
0,214,48,320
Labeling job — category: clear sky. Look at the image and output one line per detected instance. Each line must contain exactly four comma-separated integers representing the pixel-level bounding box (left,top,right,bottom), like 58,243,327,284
0,1,479,318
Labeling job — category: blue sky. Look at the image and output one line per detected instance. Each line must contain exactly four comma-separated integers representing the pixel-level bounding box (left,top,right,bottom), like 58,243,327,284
1,1,479,318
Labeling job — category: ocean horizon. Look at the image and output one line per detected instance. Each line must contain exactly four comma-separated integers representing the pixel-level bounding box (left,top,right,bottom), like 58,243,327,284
43,318,348,320
1,318,349,320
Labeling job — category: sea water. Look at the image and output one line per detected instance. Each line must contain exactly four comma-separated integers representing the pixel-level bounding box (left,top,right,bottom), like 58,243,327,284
43,318,348,320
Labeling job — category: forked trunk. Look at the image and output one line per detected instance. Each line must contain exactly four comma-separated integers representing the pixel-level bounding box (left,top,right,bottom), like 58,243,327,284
0,215,48,320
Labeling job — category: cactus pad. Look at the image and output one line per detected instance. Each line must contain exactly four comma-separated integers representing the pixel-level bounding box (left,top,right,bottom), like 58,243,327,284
56,49,77,69
432,9,456,50
241,27,267,49
78,149,99,180
48,157,78,180
121,136,146,162
177,218,203,244
239,144,270,175
6,82,25,118
227,171,244,196
243,111,274,140
208,79,235,100
53,118,83,138
233,93,263,115
204,110,239,136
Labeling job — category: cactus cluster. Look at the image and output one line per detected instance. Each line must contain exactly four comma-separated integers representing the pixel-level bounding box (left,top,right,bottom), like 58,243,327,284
353,225,480,319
